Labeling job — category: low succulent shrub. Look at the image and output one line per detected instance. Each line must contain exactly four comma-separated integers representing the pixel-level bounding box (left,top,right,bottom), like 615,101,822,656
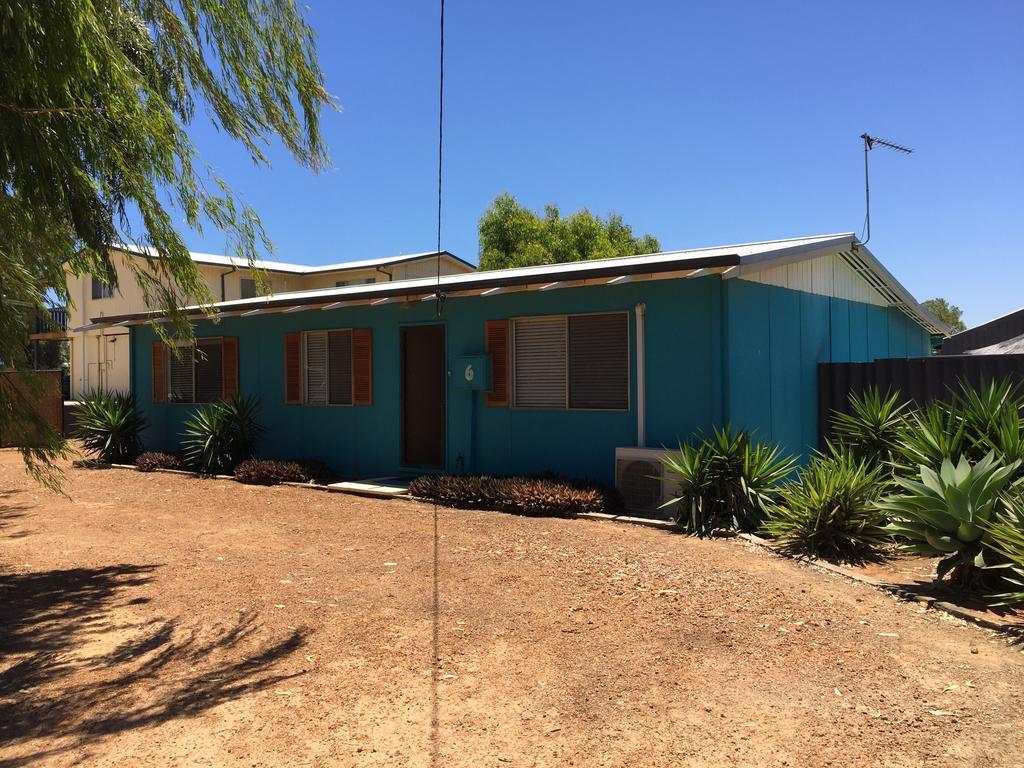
660,426,795,536
878,452,1020,587
181,395,263,474
761,447,888,562
135,451,184,472
234,458,309,485
73,390,147,464
408,474,623,518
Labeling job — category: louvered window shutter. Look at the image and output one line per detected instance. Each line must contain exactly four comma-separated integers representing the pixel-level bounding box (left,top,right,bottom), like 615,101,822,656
284,332,302,404
304,331,328,406
222,337,239,400
328,329,353,405
568,313,629,410
353,328,373,405
152,341,167,402
512,316,567,408
484,320,509,406
168,346,194,402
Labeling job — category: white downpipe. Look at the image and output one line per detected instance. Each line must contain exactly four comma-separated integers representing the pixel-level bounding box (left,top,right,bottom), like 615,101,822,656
80,275,88,396
635,303,646,448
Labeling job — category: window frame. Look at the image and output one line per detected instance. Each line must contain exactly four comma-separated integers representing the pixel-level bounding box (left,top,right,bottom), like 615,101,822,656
91,276,113,300
166,336,226,404
301,328,355,407
510,310,631,412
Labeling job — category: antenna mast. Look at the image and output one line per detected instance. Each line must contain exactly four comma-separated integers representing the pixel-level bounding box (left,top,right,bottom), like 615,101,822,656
860,133,913,246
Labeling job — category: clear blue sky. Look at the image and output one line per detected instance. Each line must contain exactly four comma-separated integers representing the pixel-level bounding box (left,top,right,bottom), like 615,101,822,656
184,1,1023,328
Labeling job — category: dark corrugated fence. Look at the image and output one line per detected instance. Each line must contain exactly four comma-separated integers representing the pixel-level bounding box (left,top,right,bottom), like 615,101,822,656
817,354,1024,446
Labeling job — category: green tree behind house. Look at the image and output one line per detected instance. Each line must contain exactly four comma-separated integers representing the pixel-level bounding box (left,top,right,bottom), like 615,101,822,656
922,298,967,333
478,194,660,270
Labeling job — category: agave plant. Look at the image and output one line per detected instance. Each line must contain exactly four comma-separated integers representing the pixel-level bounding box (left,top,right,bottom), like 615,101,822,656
981,492,1024,605
831,387,909,467
73,390,147,464
661,426,795,536
181,395,263,474
762,445,888,562
893,379,1024,477
878,452,1021,585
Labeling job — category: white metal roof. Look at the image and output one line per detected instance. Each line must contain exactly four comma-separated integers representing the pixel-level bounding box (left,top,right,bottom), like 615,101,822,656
112,245,472,274
95,233,950,336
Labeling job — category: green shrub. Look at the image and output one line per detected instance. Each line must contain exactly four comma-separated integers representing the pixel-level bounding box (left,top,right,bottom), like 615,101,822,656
73,391,147,464
181,395,263,474
878,452,1020,587
761,447,888,562
234,459,308,485
660,426,795,536
135,451,184,472
832,387,909,467
408,474,622,518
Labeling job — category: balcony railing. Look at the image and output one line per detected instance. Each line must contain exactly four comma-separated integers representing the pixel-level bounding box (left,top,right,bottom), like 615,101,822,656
34,306,68,334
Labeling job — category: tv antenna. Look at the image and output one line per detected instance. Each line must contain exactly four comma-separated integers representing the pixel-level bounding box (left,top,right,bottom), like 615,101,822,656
859,133,913,246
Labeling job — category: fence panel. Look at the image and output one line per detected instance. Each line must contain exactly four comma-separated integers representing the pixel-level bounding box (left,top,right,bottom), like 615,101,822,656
0,370,64,448
817,354,1024,446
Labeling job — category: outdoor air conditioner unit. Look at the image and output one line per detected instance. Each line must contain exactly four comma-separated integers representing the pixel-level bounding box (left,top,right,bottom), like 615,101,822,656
614,447,678,518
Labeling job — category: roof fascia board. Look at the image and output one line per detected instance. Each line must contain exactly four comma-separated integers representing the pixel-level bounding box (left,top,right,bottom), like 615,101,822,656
852,244,951,336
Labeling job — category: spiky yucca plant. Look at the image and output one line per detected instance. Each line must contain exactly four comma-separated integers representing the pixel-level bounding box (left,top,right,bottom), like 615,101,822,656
831,387,909,467
762,447,888,562
181,395,263,474
878,452,1020,586
73,391,147,464
661,426,795,536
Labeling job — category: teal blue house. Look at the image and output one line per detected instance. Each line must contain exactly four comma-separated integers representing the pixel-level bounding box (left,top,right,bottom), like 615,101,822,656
95,233,947,491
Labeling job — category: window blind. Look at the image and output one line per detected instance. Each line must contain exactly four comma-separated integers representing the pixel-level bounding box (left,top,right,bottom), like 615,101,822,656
328,329,353,405
568,313,628,410
168,346,194,402
513,316,567,408
304,331,328,406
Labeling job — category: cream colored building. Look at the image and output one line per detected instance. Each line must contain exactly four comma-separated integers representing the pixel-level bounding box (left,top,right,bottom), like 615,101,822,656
65,246,474,398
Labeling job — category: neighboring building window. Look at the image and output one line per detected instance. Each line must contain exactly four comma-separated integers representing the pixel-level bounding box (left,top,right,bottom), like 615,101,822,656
168,338,225,403
240,277,272,299
512,312,628,410
303,329,353,405
364,277,376,284
335,280,350,287
91,276,113,299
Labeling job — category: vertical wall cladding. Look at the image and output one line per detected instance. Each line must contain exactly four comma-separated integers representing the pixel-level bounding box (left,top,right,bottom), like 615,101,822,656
132,277,719,484
723,279,932,459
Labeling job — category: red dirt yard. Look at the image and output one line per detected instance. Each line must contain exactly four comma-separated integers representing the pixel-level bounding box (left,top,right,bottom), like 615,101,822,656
0,450,1022,767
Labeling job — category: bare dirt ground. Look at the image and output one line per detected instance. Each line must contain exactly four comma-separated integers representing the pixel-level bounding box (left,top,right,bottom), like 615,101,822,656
1,450,1022,768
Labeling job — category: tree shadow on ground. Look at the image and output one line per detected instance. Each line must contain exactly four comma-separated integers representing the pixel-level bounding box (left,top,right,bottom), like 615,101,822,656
0,489,32,540
0,563,309,766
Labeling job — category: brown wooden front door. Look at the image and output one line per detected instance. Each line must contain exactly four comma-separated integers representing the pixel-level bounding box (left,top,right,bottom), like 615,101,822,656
400,324,446,469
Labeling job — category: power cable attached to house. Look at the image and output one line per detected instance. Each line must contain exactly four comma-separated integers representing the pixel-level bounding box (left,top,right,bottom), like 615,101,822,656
434,0,446,318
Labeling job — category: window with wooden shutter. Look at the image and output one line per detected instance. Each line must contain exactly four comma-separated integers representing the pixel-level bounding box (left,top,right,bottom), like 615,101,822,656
152,341,167,402
304,331,328,406
284,332,302,403
568,313,628,410
222,337,239,400
353,328,373,405
485,320,509,406
513,316,567,408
